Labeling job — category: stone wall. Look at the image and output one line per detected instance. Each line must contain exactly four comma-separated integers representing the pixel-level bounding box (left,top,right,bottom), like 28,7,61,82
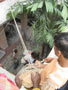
0,26,8,49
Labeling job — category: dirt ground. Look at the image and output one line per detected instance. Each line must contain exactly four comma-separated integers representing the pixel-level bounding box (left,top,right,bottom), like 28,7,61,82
1,23,50,75
1,25,34,75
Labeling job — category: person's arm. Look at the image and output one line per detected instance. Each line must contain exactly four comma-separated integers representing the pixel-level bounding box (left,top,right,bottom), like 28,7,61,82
15,73,40,90
43,57,55,63
31,72,41,90
34,57,55,68
15,75,22,89
35,60,47,68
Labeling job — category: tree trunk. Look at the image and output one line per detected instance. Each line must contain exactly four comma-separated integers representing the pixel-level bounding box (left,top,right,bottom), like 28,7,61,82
39,43,45,59
39,43,51,59
21,13,28,31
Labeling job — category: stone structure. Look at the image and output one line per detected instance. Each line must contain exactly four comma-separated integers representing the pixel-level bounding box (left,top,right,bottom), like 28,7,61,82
0,26,8,49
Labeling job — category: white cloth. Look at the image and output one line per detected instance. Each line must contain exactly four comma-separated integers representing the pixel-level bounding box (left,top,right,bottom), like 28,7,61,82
48,47,57,58
48,62,68,89
43,47,57,64
23,54,34,63
0,0,27,25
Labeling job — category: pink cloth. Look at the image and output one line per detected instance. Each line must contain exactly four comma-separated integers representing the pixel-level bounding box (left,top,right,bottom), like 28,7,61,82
0,73,19,90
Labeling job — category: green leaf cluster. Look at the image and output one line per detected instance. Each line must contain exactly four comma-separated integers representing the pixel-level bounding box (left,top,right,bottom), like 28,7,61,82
7,1,27,19
7,0,68,48
30,0,68,48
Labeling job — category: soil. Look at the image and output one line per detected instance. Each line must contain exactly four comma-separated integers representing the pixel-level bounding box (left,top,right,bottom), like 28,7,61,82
1,24,35,75
1,23,50,75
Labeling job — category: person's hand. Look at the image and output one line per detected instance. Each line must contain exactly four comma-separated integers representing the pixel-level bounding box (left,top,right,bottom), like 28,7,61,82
15,75,22,88
43,57,55,63
31,72,41,88
35,60,43,68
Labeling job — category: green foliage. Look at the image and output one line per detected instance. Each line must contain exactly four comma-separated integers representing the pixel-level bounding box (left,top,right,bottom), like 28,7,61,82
55,20,68,32
7,1,27,19
32,13,57,48
31,3,38,11
45,1,53,13
29,0,68,48
7,0,68,48
61,5,68,22
38,1,43,8
27,1,43,12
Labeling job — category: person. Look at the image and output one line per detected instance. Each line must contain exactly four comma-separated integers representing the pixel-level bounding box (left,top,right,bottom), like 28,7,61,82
15,33,68,90
35,48,57,68
32,32,68,90
15,72,68,90
13,49,19,69
22,51,40,65
57,80,68,90
31,52,40,63
31,73,68,90
34,57,55,68
15,72,41,90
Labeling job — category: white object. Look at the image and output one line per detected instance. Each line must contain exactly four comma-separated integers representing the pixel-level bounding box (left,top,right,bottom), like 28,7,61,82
20,86,26,90
0,0,27,25
49,61,68,89
43,47,57,64
23,53,34,64
48,47,57,58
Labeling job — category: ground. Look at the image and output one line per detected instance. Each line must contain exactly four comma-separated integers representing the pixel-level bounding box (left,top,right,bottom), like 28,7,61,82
1,22,50,75
0,24,34,75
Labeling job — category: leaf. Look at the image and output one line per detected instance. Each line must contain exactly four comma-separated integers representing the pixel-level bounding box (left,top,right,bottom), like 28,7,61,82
46,33,54,48
45,1,53,13
13,7,19,17
59,25,68,32
27,5,33,10
38,1,43,8
61,5,68,22
54,8,61,16
31,3,38,11
7,11,12,19
54,21,62,25
19,6,24,13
